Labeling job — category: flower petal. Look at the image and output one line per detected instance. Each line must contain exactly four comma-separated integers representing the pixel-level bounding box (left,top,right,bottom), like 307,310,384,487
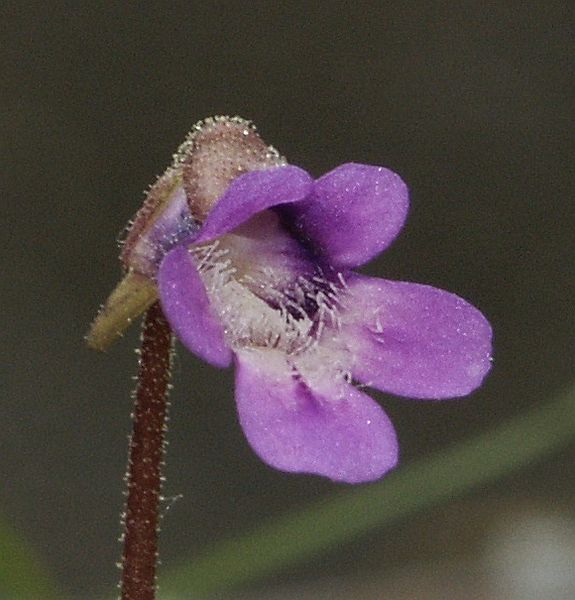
157,245,232,367
285,163,409,268
341,275,493,399
234,349,398,483
123,183,199,278
194,165,313,243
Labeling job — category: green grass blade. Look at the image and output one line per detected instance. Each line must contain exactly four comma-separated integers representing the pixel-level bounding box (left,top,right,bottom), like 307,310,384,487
0,518,60,599
164,386,575,597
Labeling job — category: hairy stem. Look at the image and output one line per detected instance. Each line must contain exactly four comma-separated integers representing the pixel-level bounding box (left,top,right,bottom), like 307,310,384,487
120,302,173,600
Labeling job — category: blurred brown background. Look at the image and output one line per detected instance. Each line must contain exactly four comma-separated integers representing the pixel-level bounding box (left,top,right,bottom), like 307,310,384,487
2,2,574,598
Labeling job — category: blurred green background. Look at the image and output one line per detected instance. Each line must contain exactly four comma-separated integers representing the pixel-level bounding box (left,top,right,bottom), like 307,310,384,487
2,2,574,598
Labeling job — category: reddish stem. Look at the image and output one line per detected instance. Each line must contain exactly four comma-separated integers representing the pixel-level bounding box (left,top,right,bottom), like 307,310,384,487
120,302,173,600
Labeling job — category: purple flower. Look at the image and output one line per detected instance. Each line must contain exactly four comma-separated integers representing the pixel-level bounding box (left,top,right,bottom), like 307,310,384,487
111,117,493,483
